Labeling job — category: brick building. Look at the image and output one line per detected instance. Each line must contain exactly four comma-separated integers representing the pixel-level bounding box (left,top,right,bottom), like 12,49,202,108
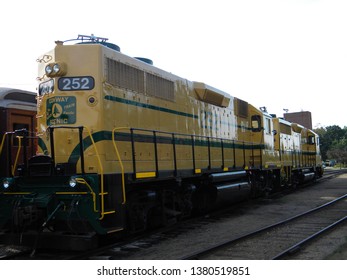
284,111,312,129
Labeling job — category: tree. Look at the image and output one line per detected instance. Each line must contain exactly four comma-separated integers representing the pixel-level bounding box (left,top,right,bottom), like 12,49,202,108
327,138,347,164
314,125,347,161
314,126,328,160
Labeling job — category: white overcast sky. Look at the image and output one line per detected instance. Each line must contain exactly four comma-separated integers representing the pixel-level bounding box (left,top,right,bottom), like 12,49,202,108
1,0,347,128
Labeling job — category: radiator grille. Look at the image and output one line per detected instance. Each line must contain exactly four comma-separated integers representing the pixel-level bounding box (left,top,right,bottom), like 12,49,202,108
106,58,145,93
106,58,175,102
146,73,174,101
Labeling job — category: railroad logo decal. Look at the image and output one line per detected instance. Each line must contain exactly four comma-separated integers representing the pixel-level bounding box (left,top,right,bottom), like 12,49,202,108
52,103,63,118
46,96,76,125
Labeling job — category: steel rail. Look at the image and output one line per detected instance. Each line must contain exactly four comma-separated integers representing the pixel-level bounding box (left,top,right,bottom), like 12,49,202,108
181,192,347,260
272,215,347,259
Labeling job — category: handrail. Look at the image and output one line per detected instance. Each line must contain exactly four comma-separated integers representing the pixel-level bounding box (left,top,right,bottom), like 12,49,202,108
1,130,34,177
0,133,7,156
125,127,263,176
1,132,24,176
11,136,22,176
48,125,108,220
75,178,98,212
112,127,129,205
82,126,107,220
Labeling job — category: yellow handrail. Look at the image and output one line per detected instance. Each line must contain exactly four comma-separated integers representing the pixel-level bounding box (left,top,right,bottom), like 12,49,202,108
12,136,22,176
0,133,23,177
112,127,129,205
82,126,106,220
0,133,7,156
75,178,98,212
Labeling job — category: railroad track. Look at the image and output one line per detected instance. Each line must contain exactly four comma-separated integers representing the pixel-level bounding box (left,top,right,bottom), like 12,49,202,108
181,192,347,260
1,169,345,260
317,168,345,181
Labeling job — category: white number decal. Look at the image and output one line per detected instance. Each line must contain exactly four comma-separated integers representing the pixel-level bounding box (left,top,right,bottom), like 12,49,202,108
81,77,91,89
58,76,94,91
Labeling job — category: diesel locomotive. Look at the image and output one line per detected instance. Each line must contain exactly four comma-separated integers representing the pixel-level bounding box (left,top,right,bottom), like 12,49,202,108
0,35,323,250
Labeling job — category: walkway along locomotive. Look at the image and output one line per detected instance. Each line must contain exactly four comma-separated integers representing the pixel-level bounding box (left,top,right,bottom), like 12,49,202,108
0,35,323,250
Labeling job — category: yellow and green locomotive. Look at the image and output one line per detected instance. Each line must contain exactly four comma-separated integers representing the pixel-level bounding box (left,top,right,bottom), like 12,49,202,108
0,35,323,250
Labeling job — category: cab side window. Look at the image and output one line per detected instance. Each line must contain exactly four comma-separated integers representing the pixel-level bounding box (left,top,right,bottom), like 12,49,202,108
251,115,262,132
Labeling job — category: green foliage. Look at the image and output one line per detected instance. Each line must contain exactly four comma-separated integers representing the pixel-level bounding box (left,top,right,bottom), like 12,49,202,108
314,125,347,163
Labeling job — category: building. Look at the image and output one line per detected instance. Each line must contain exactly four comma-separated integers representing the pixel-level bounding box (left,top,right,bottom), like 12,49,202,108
284,111,312,129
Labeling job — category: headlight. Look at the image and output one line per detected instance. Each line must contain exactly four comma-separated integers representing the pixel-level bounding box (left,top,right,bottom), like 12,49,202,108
45,65,53,75
53,63,61,74
69,178,77,188
2,178,14,189
3,180,10,189
45,62,67,77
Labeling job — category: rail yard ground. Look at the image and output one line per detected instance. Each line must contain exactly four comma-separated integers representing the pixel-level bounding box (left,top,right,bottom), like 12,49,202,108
310,169,347,260
104,168,347,260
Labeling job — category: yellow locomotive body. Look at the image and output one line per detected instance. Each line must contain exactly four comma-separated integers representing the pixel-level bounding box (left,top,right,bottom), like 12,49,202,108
0,35,323,249
37,41,260,175
36,41,266,185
